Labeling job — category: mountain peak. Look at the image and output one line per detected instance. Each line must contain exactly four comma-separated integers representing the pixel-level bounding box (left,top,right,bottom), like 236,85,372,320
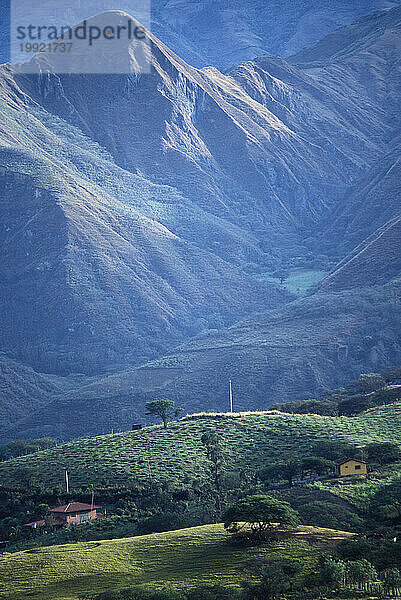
17,10,151,75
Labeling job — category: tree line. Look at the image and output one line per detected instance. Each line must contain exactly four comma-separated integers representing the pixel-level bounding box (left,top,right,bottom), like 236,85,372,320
272,366,401,416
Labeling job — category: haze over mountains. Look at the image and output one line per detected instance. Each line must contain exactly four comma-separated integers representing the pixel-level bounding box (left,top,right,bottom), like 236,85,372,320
0,4,400,441
2,0,399,68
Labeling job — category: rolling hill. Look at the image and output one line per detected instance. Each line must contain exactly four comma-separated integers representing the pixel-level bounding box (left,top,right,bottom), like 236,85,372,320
1,403,400,489
0,522,342,600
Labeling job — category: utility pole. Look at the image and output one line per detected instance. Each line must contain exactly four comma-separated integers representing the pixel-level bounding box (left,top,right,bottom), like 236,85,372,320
229,379,233,413
90,487,94,513
65,470,70,494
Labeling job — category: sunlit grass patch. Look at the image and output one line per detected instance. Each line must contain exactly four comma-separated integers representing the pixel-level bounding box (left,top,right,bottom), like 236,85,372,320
0,523,325,600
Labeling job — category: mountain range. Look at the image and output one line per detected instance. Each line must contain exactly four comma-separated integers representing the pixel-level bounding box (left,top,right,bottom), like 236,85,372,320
0,4,400,441
2,0,399,68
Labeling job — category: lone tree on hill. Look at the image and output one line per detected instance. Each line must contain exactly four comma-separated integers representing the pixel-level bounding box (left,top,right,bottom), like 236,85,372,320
273,268,290,284
145,398,183,429
223,494,300,538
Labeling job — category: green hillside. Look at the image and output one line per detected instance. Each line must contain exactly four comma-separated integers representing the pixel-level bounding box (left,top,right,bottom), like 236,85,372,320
1,403,401,489
0,522,350,600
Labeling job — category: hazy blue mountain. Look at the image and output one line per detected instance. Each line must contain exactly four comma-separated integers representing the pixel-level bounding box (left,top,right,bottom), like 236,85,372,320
0,6,400,441
1,0,399,68
3,279,400,442
152,0,400,66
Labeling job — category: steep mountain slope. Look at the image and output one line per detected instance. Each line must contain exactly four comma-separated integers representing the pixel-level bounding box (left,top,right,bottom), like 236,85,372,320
317,147,401,291
319,215,401,291
0,354,62,427
289,7,401,290
152,0,399,66
0,144,283,375
321,145,401,258
289,2,401,69
2,0,398,68
1,6,401,441
16,12,384,233
1,7,398,378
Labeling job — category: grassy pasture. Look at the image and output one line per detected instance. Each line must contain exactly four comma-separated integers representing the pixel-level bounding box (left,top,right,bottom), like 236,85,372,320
0,523,345,600
0,403,400,490
256,269,327,295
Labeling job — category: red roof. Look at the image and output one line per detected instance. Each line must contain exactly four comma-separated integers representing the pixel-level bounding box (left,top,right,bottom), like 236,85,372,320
50,502,101,513
24,519,46,527
25,517,68,526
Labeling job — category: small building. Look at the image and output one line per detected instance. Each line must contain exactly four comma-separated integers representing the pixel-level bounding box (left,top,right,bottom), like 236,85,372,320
24,518,46,530
335,458,367,477
50,502,102,525
24,502,103,531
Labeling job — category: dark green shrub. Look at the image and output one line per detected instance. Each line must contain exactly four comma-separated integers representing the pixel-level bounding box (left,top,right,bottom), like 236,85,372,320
186,585,239,600
299,501,364,532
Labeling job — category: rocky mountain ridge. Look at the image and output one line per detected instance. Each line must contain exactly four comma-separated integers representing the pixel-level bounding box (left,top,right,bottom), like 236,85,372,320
0,6,400,441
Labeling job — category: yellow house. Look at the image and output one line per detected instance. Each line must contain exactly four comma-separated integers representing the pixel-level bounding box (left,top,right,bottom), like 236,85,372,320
335,458,367,477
